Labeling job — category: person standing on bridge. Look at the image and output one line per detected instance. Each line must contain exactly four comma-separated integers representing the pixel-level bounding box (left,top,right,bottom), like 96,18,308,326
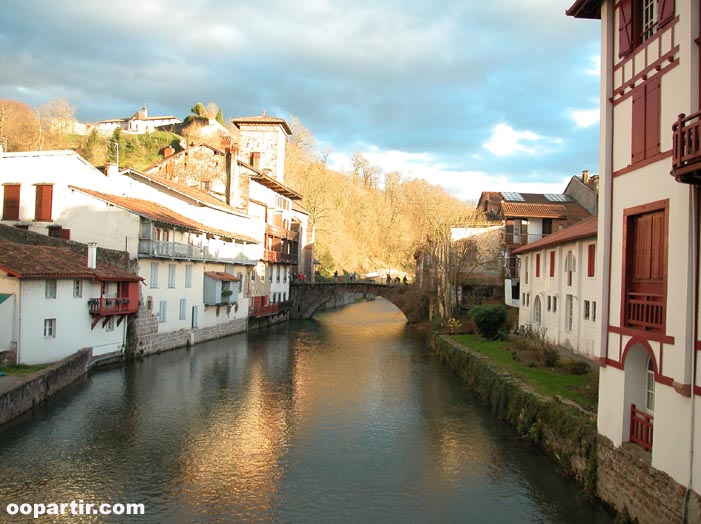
386,273,391,285
333,270,339,282
403,275,408,285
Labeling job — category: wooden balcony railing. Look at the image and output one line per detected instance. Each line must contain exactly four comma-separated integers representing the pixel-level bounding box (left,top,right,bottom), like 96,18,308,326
624,292,665,331
630,404,653,451
504,233,548,245
265,224,299,241
672,112,701,184
263,249,298,264
139,239,210,260
88,297,137,316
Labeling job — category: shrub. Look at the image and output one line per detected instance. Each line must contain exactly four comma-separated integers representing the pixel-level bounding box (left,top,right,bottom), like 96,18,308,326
470,304,508,340
564,359,591,375
543,348,560,367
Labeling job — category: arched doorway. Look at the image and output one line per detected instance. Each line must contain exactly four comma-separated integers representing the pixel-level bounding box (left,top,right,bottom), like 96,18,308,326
622,341,656,451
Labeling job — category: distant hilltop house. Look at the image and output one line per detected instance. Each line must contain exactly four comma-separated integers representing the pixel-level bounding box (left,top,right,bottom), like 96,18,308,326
92,104,181,135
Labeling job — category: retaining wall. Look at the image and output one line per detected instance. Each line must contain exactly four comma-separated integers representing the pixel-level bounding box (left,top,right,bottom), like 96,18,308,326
0,348,91,426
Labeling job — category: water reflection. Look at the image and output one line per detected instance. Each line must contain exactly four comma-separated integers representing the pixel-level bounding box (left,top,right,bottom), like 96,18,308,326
0,299,610,523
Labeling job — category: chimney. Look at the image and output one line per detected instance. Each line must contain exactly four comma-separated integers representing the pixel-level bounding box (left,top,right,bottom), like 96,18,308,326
105,162,119,178
87,243,98,269
582,169,589,185
163,146,175,158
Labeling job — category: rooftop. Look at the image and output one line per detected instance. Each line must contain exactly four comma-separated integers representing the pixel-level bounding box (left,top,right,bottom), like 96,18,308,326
512,216,598,255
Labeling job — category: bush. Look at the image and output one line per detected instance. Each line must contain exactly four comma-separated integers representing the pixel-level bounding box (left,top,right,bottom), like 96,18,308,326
470,304,508,340
564,359,591,375
543,348,560,367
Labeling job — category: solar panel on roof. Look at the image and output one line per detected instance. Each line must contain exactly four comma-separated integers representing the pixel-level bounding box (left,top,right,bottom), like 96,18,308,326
544,194,567,202
501,192,525,202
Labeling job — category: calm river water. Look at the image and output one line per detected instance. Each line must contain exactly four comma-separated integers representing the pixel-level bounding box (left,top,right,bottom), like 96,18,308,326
0,299,611,523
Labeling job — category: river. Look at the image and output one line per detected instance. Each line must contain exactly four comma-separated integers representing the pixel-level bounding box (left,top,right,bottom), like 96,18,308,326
0,299,611,523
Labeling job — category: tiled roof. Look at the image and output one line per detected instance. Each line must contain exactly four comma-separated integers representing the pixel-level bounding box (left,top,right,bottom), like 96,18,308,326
512,216,598,255
204,271,240,281
124,167,248,217
566,0,600,19
69,186,259,244
501,202,568,218
0,238,141,281
230,114,292,134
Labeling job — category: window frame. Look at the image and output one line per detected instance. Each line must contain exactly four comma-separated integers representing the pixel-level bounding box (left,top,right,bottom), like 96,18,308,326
43,318,56,338
2,184,20,221
45,279,57,299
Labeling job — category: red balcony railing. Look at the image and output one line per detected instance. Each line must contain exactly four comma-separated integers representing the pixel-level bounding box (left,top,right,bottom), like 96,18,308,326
672,112,701,184
265,224,299,241
263,249,298,264
624,292,664,331
88,297,138,316
630,404,653,451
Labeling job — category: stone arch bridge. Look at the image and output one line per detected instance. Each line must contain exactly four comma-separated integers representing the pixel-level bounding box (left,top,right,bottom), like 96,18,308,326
290,282,427,323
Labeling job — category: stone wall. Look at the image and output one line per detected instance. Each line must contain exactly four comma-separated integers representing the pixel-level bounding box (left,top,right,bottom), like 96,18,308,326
596,435,701,524
0,348,91,426
0,349,16,366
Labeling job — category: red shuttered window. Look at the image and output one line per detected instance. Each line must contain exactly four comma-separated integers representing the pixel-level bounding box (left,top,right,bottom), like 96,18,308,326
549,250,555,277
632,76,661,164
587,244,596,277
619,0,676,58
535,254,541,278
35,184,53,222
2,184,20,221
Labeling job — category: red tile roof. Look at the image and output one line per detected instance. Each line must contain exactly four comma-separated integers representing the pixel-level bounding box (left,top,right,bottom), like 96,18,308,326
501,202,568,218
69,186,259,244
512,216,598,255
230,114,292,134
204,271,240,281
0,238,141,281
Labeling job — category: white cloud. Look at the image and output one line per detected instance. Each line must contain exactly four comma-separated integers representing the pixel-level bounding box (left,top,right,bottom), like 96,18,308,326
483,123,541,156
570,108,599,128
585,55,601,77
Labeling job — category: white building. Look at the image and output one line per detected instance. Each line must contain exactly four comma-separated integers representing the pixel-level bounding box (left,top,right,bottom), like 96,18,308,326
569,0,701,520
0,236,141,365
513,216,599,359
93,105,181,135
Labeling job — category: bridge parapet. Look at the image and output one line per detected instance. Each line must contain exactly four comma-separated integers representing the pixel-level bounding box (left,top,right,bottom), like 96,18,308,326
290,282,427,323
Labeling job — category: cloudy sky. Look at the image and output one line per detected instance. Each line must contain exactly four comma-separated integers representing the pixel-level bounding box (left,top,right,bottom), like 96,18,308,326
0,0,600,202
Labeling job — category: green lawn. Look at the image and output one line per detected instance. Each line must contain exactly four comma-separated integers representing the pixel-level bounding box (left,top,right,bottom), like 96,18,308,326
452,334,598,412
0,364,46,377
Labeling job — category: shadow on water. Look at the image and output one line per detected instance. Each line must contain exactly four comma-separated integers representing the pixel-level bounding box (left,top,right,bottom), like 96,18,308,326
0,299,611,523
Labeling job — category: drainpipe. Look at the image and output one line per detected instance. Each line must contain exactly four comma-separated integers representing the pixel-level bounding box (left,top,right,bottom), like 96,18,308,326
684,184,700,523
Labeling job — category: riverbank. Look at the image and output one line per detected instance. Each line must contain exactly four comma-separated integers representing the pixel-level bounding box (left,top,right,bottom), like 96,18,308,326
434,334,701,524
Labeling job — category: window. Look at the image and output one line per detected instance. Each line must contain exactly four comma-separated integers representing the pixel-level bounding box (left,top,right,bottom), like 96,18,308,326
534,296,542,324
618,0,675,57
584,300,591,320
73,280,82,298
249,152,261,169
150,263,158,288
179,299,187,320
2,184,20,220
192,306,198,328
646,356,656,411
553,296,558,313
45,280,57,299
44,318,56,338
185,265,193,288
106,317,114,332
34,184,53,221
566,295,574,332
623,204,667,332
592,301,597,322
524,255,529,284
565,251,576,287
535,254,541,278
168,264,176,288
547,295,552,311
587,244,596,277
631,76,661,164
549,251,556,278
158,301,167,322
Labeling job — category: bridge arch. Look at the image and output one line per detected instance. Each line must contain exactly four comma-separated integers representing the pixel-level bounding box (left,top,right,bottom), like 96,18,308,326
290,283,427,323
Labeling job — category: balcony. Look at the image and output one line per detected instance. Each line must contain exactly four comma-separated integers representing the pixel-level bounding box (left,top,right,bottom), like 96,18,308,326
139,239,211,260
88,297,138,316
265,224,299,241
263,249,298,264
671,112,701,184
630,404,653,451
624,292,664,332
504,233,547,245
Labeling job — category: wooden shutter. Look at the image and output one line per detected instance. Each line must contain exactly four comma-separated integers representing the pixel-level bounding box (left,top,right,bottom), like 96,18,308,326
35,185,53,221
658,0,675,28
587,244,596,277
631,84,646,164
618,0,634,57
644,76,661,160
549,250,555,277
536,253,541,278
2,184,20,221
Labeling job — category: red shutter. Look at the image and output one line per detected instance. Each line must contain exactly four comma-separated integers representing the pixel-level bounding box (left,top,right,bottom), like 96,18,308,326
35,185,53,221
650,211,665,279
644,76,661,159
587,244,596,277
536,254,541,278
631,84,646,164
2,184,20,221
618,0,634,57
658,0,674,28
549,250,555,277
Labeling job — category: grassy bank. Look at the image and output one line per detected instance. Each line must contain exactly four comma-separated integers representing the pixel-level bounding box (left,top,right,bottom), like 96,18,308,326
0,364,46,377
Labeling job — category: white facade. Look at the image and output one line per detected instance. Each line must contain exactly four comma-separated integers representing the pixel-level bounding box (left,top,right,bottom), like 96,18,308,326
570,0,701,493
515,220,600,359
